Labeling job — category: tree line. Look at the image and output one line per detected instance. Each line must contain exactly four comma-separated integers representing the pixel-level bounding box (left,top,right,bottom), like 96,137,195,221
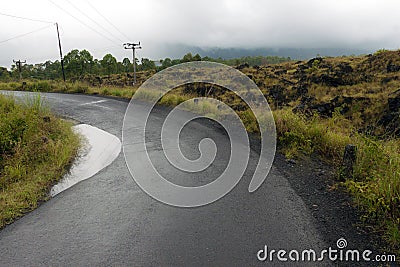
0,49,291,82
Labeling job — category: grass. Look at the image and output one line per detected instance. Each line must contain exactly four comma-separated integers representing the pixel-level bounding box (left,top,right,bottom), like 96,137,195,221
274,109,353,160
346,137,400,248
0,93,80,228
274,108,400,252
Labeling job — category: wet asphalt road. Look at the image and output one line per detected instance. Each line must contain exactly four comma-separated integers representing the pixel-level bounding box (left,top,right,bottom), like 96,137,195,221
0,92,329,266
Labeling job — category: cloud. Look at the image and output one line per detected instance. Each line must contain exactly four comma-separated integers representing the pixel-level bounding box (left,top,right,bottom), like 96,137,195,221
0,0,399,67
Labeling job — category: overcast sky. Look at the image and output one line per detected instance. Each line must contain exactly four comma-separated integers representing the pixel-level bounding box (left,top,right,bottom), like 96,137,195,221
0,0,399,68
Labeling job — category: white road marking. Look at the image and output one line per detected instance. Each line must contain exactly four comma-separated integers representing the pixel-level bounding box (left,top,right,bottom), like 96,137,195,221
93,104,113,110
80,100,108,106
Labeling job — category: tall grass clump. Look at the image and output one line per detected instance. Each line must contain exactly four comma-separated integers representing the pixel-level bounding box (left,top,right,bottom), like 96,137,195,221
273,108,352,159
346,137,400,249
0,93,80,228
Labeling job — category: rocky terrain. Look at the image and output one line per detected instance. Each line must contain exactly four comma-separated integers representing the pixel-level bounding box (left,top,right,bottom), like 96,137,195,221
238,49,400,136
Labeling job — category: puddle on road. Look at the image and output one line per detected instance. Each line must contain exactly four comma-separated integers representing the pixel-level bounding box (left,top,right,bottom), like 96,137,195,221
50,124,121,196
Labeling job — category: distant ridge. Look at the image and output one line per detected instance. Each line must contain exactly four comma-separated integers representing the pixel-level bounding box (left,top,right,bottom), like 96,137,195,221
165,44,372,60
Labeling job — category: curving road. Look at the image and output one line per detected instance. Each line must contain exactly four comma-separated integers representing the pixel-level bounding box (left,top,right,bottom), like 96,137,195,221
0,92,330,266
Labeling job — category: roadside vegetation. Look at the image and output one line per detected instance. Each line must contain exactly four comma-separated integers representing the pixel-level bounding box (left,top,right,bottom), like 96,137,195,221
0,80,138,98
0,93,80,228
275,109,400,251
0,49,399,253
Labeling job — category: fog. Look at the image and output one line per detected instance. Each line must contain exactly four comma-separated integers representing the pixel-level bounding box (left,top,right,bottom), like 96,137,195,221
0,0,399,68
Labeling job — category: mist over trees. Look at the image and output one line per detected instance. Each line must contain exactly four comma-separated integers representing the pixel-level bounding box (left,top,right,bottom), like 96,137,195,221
0,49,291,81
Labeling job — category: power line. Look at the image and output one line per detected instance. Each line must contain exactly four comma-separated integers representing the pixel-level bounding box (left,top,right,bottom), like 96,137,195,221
48,0,119,46
91,45,122,54
63,0,124,43
0,24,54,45
86,1,131,41
0,12,54,24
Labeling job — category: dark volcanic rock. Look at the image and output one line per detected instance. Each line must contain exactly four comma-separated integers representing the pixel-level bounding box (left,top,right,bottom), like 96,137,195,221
381,76,398,84
388,89,400,112
378,89,400,136
274,69,287,75
379,112,400,136
306,57,323,67
293,96,371,118
311,102,335,117
337,62,353,73
268,85,287,107
95,76,102,85
294,85,308,97
301,96,316,104
310,74,344,87
387,62,400,73
292,96,316,115
237,63,249,70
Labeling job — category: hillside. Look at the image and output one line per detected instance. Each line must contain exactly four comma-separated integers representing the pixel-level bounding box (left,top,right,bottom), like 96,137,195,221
239,50,400,136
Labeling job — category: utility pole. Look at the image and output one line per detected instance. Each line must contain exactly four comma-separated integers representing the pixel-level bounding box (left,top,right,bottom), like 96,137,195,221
124,42,141,84
55,23,66,82
13,60,26,80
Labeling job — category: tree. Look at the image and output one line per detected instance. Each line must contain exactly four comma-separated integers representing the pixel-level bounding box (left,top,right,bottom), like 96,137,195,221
63,49,94,78
193,53,202,61
116,62,124,73
181,53,193,63
161,58,172,69
43,60,62,79
79,49,94,74
171,59,181,65
122,57,132,72
0,67,10,82
139,58,156,71
100,54,117,75
91,59,101,75
64,49,81,77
